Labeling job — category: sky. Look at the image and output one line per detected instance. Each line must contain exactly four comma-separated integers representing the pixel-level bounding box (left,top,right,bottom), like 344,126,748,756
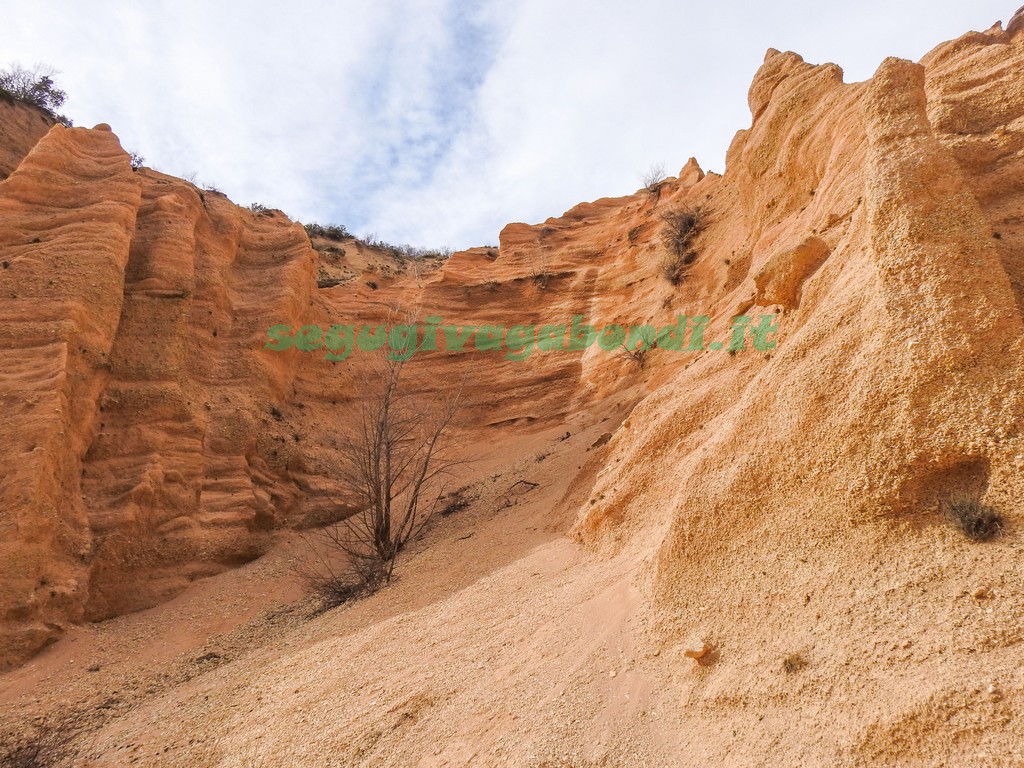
0,0,1016,249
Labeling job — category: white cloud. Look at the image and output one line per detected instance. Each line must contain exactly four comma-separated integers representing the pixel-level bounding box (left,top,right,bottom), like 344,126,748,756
0,0,1014,248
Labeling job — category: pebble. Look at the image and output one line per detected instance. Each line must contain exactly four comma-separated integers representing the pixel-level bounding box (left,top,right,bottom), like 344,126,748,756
684,640,716,666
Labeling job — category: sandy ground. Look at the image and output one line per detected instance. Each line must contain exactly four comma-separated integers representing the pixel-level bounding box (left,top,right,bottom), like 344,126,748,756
3,398,691,767
4,388,1024,767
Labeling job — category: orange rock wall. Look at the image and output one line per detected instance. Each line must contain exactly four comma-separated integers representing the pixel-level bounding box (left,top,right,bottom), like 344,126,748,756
2,14,1023,673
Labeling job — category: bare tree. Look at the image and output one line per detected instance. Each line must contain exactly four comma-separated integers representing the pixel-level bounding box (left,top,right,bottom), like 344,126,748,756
298,352,463,608
641,162,667,195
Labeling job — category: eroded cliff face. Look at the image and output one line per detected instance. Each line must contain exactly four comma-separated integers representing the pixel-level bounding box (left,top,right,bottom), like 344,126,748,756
0,121,326,664
0,107,682,666
569,17,1024,761
1,123,142,666
0,97,53,180
576,26,1024,552
1,11,1023,689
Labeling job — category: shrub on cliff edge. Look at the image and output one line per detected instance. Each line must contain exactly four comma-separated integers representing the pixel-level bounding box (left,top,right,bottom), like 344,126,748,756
0,63,72,126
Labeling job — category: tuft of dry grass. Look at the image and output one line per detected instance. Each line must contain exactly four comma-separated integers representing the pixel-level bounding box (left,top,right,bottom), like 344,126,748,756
440,486,475,516
782,654,807,674
617,344,649,369
0,713,85,768
944,498,1004,541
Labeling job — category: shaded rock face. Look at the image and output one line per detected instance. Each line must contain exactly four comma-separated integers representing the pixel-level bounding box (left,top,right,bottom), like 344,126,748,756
2,16,1024,672
0,97,53,180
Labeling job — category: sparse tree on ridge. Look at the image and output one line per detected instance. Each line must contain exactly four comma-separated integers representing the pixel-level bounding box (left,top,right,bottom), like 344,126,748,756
0,63,72,125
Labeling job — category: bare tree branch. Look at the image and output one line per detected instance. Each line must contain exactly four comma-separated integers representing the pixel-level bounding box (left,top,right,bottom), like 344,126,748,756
296,350,465,609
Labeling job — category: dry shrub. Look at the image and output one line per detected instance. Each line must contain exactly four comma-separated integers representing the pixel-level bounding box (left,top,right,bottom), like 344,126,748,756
944,498,1004,541
782,654,807,674
660,207,704,285
641,162,667,195
0,714,84,768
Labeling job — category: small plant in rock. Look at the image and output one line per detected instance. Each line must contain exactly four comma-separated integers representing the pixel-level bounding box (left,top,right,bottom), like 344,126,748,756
944,498,1004,541
782,654,807,674
661,207,703,256
641,162,667,195
661,254,691,286
528,248,551,288
660,206,704,286
617,343,649,369
439,485,475,516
